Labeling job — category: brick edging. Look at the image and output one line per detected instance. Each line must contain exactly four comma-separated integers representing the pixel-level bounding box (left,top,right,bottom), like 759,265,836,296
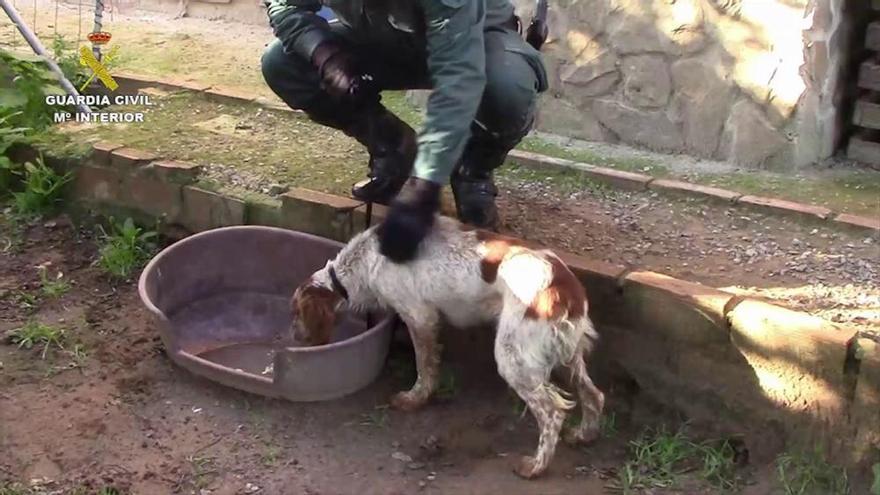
25,138,870,466
507,150,879,235
108,72,879,236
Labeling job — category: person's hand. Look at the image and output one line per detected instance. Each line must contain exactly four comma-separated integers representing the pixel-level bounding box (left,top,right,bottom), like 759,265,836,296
311,42,376,104
378,177,442,263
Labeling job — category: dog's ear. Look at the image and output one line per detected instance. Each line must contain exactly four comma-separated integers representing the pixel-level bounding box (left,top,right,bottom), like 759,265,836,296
295,285,340,346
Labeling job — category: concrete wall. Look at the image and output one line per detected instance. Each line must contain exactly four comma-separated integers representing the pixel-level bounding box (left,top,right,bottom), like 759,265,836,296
133,0,861,169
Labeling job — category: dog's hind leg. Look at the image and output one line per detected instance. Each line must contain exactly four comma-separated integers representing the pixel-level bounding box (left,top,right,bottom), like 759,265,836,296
495,319,570,479
390,307,442,412
563,338,604,445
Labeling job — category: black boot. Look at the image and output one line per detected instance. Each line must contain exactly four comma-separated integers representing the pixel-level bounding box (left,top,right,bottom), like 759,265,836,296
451,126,515,230
451,168,500,230
345,105,418,205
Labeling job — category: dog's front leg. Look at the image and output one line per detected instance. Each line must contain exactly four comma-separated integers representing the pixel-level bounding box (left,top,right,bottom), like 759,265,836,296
390,308,441,412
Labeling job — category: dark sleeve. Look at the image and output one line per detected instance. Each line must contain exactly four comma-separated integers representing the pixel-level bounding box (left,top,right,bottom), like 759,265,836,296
264,0,335,60
412,0,487,184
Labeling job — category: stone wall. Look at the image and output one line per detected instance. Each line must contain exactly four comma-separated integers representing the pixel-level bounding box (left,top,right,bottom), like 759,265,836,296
130,0,861,169
514,0,860,169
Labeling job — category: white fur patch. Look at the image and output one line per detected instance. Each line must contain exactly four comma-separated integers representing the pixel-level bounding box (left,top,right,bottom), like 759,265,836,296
497,252,553,306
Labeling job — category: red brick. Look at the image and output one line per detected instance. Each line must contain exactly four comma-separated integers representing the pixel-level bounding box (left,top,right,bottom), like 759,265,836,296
507,149,578,171
254,97,301,114
737,195,833,220
110,147,158,170
621,270,735,346
71,165,124,203
150,160,202,184
727,299,856,428
833,213,880,234
123,176,183,222
245,199,283,227
649,178,742,203
556,252,627,325
850,338,880,463
155,77,211,92
353,203,390,232
579,166,653,191
112,71,158,93
204,86,258,105
281,188,361,241
90,141,124,167
181,187,246,232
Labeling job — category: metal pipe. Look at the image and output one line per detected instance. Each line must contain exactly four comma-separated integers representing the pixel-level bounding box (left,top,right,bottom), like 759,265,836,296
0,0,92,114
91,0,103,61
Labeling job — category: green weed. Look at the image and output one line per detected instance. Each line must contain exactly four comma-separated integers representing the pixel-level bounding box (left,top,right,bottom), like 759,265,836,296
262,444,282,467
359,405,390,428
9,320,65,359
871,462,879,495
12,290,39,312
10,157,72,218
608,426,740,493
0,483,30,495
776,447,850,495
97,218,158,279
38,264,71,298
51,35,91,90
436,368,458,400
184,454,217,490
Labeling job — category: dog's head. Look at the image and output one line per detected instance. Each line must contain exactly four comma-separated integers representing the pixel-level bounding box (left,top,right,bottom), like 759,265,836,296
290,277,342,346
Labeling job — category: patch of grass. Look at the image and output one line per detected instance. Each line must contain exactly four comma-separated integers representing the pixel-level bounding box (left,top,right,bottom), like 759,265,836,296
262,443,282,468
608,426,741,493
11,290,39,312
185,454,217,490
601,412,618,438
97,217,158,279
0,483,30,495
436,367,458,400
70,486,123,495
9,320,65,359
359,405,390,428
776,447,850,495
498,162,617,198
696,439,740,491
871,462,879,495
38,264,71,298
614,426,697,492
518,136,668,176
10,156,72,219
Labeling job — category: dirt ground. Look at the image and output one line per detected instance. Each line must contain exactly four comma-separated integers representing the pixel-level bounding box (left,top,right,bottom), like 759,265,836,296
48,90,880,336
2,2,878,331
2,216,824,495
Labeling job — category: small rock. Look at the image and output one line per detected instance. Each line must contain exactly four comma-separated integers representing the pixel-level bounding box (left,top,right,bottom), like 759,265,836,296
392,451,413,463
407,462,426,470
268,183,288,196
244,483,260,493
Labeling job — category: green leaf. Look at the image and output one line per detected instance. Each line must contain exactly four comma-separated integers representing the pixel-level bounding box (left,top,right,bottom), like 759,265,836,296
0,88,27,108
871,463,879,495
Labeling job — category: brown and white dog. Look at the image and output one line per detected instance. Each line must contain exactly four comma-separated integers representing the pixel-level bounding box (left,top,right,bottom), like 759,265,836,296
290,216,604,479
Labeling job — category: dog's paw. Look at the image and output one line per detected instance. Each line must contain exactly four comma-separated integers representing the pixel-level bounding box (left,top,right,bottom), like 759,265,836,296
513,456,545,479
390,391,426,412
563,425,601,446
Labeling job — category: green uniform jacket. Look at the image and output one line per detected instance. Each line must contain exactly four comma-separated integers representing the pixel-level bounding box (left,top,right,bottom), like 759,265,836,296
264,0,544,184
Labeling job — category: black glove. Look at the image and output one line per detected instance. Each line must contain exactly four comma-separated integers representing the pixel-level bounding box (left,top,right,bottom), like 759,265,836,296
378,177,442,263
311,42,376,105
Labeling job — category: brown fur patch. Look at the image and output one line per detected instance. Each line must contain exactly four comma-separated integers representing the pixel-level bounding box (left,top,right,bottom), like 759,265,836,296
292,284,341,346
524,255,587,321
476,230,527,283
